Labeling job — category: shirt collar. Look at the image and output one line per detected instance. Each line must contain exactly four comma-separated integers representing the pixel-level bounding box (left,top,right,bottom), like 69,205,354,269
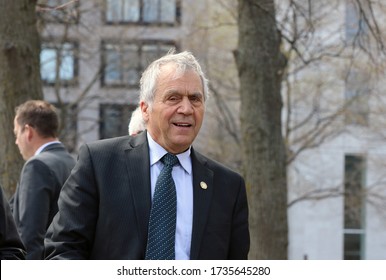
147,132,192,175
35,141,61,156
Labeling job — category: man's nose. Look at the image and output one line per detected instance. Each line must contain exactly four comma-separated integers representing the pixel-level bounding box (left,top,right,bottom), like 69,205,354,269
178,97,194,114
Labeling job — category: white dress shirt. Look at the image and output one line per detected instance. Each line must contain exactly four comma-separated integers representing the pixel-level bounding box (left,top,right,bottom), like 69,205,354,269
147,132,193,260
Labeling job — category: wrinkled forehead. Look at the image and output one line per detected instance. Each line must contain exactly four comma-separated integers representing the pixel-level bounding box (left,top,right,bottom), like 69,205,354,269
160,62,199,78
158,63,203,88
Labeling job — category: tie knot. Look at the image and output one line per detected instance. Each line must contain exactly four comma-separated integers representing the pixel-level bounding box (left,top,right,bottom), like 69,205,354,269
161,153,179,167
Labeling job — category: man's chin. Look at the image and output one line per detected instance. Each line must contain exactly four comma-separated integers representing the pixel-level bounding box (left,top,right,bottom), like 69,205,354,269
168,138,193,153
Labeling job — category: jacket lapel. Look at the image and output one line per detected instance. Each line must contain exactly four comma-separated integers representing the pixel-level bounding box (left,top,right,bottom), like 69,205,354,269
124,132,151,250
189,148,214,259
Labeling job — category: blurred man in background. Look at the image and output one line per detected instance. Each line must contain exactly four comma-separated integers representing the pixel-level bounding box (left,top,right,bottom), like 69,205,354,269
11,100,75,259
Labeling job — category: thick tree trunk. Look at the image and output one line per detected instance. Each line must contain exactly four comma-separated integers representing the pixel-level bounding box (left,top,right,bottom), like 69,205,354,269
0,0,43,197
236,0,288,259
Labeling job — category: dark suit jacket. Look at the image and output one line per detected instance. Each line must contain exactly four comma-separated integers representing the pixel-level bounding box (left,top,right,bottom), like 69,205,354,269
0,186,26,259
45,132,249,259
11,143,76,259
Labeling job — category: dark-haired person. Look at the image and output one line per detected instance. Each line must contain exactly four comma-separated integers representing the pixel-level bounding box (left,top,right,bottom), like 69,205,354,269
0,184,25,259
11,100,75,259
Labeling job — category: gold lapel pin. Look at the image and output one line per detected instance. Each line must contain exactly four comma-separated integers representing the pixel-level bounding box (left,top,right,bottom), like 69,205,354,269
200,181,207,190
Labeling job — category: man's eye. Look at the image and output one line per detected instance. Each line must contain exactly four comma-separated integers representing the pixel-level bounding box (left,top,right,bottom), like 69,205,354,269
169,96,179,101
190,96,202,103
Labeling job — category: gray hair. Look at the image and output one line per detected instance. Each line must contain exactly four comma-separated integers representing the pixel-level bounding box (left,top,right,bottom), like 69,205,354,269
128,107,146,135
139,49,209,108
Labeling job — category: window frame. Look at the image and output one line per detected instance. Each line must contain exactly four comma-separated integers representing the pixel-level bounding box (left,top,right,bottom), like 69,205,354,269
343,154,366,260
99,103,137,139
100,40,177,88
103,0,181,26
40,40,79,87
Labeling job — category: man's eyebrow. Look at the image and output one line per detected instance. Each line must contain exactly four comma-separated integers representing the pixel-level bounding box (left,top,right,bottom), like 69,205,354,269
189,92,204,98
165,89,179,95
164,90,203,96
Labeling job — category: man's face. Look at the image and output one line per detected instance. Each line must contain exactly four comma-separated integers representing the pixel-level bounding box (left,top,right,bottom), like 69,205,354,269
13,117,32,160
142,64,205,154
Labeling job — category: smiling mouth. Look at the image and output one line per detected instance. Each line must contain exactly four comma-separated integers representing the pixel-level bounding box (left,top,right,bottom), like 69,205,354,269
173,123,192,127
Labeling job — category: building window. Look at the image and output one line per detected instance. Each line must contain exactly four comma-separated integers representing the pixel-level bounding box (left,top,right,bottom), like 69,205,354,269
344,69,369,126
345,0,369,44
105,0,180,25
37,0,79,24
40,41,78,86
54,103,77,153
101,41,176,87
99,104,136,139
343,155,366,260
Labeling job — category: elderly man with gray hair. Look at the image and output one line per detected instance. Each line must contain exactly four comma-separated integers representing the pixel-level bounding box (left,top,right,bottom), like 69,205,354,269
45,50,249,260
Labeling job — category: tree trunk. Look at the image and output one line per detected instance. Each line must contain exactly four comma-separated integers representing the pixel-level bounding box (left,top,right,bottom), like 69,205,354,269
236,0,288,259
0,0,43,197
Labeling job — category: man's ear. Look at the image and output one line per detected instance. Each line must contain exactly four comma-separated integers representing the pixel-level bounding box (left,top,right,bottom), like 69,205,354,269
25,124,34,141
140,101,149,122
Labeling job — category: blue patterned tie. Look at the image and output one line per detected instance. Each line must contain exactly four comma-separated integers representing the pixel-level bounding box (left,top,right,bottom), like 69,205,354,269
145,153,179,260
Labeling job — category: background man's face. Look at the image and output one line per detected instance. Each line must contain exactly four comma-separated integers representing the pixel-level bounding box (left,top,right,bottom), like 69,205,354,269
13,117,32,160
